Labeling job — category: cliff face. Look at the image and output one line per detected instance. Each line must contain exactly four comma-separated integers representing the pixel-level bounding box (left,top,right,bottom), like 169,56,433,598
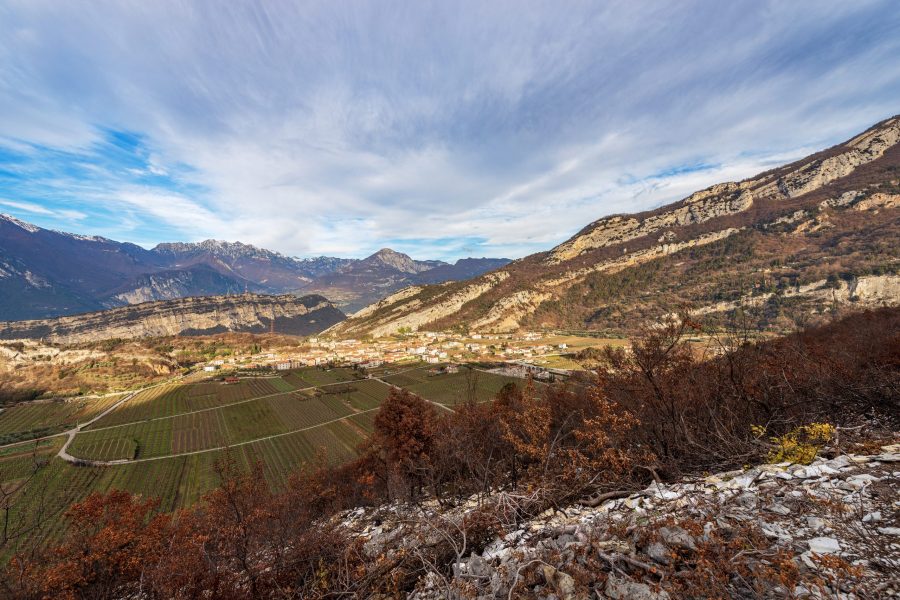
331,115,900,336
0,294,345,344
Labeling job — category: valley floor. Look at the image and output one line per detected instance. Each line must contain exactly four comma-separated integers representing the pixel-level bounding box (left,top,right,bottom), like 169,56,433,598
0,363,525,557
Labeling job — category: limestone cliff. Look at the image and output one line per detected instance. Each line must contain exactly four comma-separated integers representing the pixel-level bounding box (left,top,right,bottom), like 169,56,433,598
0,293,345,344
331,115,900,336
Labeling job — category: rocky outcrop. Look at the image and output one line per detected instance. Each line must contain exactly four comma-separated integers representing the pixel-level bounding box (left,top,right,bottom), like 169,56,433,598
548,117,900,265
547,184,752,264
469,289,553,331
330,272,510,337
690,275,900,317
775,117,900,198
108,265,252,305
338,445,900,599
0,293,345,344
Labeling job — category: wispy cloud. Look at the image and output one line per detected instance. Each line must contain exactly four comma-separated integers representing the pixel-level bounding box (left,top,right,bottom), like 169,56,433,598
0,1,898,260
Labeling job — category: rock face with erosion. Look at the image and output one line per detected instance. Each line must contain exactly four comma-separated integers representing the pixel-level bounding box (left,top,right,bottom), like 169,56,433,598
330,115,900,336
0,293,345,344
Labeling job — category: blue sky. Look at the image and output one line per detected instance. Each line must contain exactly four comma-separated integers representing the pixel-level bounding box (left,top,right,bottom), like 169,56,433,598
1,1,899,261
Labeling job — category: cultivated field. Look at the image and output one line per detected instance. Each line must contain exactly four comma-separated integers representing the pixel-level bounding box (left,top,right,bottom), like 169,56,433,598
0,394,125,444
0,364,531,557
383,366,525,406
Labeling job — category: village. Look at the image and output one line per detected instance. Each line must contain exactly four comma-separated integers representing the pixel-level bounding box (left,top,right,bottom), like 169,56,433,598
199,330,628,378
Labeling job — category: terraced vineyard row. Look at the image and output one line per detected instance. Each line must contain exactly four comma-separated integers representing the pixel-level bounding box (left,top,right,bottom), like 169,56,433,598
88,378,284,428
0,394,124,440
67,382,390,462
0,437,62,481
385,367,524,406
283,367,361,388
69,418,173,460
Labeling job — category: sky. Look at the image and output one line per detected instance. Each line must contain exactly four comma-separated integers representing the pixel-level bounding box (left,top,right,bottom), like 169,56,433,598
0,1,899,261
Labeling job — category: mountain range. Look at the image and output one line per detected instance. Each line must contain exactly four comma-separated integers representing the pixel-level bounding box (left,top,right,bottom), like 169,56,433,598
4,116,898,337
331,115,900,337
0,218,509,320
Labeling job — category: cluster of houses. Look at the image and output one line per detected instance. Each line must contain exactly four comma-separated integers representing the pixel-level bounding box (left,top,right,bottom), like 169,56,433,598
199,331,576,375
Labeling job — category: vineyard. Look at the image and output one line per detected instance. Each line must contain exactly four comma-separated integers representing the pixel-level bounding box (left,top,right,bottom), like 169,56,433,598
0,394,124,443
86,378,284,428
384,366,525,406
0,364,529,558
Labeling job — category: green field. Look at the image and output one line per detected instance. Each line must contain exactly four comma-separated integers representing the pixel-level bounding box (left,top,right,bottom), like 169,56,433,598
85,378,285,428
384,366,525,406
0,365,531,557
0,394,124,443
282,366,362,387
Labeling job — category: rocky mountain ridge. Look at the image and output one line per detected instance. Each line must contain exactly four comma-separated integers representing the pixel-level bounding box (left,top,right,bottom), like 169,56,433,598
297,253,511,314
0,293,345,344
330,115,900,336
0,217,508,320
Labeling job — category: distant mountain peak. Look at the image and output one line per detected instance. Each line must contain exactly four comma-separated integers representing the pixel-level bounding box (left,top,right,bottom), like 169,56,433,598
153,239,286,260
0,214,512,321
360,248,443,274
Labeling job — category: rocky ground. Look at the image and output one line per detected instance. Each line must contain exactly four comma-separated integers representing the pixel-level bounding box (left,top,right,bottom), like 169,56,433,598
337,444,900,599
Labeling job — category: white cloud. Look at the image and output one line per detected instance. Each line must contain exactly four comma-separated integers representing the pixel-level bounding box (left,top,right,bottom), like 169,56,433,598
0,1,898,260
0,199,54,215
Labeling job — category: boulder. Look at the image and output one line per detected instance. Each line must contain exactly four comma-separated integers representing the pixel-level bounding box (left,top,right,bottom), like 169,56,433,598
645,541,671,565
541,565,583,600
658,526,697,552
605,573,670,600
807,537,841,554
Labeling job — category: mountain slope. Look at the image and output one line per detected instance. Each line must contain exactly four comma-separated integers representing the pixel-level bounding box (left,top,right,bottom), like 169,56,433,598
412,258,512,284
0,218,509,321
330,115,900,336
150,240,345,291
0,216,173,320
295,250,509,313
0,293,345,344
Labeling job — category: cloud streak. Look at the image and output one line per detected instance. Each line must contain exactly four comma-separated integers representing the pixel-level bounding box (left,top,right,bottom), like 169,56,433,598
0,0,898,260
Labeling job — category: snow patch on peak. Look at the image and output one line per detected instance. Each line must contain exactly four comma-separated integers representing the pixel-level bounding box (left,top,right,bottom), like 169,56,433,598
57,231,109,243
0,213,41,233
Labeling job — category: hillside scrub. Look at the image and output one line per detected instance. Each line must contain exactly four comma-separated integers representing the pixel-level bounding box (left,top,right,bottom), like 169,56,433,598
2,308,898,599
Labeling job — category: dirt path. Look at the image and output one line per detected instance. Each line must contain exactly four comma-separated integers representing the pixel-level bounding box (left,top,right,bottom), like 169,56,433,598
56,379,180,463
